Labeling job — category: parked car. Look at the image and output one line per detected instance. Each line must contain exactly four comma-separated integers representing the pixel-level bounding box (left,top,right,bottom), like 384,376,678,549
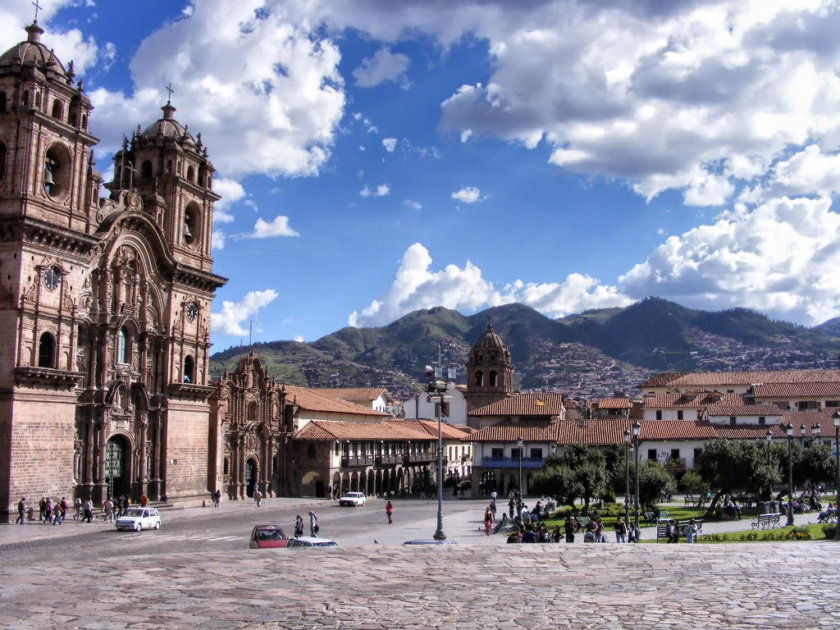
338,491,366,507
249,524,289,549
287,536,338,548
115,507,161,531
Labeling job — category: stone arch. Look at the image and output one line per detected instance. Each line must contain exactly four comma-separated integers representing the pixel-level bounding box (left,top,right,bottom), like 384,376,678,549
183,200,200,246
37,331,55,368
51,99,63,120
105,433,133,499
44,143,72,198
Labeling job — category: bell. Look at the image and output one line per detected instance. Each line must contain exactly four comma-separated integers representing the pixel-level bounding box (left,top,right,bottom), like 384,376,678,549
43,166,55,186
183,220,192,239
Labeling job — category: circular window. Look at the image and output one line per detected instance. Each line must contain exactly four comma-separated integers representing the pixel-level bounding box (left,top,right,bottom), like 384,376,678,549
43,266,61,291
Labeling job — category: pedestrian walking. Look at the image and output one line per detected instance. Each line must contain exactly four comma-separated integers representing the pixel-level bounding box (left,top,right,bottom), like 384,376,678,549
74,497,82,520
39,497,46,522
213,489,221,508
614,517,627,543
484,507,493,536
254,487,262,507
294,514,304,537
489,498,497,523
140,493,148,507
309,511,319,537
82,499,93,523
508,496,515,519
44,498,52,525
16,497,25,524
385,501,394,524
104,498,114,523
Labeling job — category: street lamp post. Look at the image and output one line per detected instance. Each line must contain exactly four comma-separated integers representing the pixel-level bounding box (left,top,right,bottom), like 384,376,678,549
833,411,840,541
785,422,794,527
765,429,772,500
632,421,641,536
516,436,524,517
425,364,455,541
623,428,631,528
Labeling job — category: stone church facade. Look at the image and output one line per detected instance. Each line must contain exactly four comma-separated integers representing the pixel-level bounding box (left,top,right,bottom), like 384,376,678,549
0,21,226,520
463,323,514,422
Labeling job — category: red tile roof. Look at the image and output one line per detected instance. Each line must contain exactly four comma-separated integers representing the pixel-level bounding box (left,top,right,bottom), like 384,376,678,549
385,419,470,440
468,393,565,417
283,385,388,418
753,383,840,398
638,373,687,388
310,387,388,403
638,421,718,441
705,404,782,417
296,420,433,441
644,370,840,388
642,392,743,408
594,397,632,409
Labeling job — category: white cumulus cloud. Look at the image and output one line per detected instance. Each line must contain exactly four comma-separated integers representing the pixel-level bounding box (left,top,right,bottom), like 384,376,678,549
361,184,390,197
244,216,300,238
382,137,398,152
211,289,279,336
451,186,481,203
352,47,410,87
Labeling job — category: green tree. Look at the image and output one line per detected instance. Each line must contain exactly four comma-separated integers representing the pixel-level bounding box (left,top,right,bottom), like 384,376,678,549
635,460,676,508
530,444,609,510
677,470,707,496
696,439,779,517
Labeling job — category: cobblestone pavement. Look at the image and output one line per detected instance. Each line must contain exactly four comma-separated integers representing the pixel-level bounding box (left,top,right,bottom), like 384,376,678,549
1,499,838,629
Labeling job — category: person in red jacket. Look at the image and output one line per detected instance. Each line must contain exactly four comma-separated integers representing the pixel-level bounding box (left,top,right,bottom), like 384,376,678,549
385,501,394,524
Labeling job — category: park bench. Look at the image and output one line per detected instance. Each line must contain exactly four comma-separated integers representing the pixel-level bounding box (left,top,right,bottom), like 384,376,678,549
751,513,781,530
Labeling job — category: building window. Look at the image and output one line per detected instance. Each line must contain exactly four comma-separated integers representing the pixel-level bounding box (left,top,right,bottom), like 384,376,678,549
647,448,657,461
529,448,543,460
0,92,6,114
141,160,152,178
183,355,194,383
655,410,662,420
491,448,503,459
117,327,128,364
670,448,680,460
511,447,523,459
677,410,683,420
307,444,316,459
729,416,736,425
38,332,55,368
489,370,497,387
51,99,63,120
434,401,450,418
758,416,765,425
474,370,483,387
0,141,5,181
247,401,257,422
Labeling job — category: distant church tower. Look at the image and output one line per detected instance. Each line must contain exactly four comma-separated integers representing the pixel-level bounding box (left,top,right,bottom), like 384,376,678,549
463,323,513,412
0,20,226,520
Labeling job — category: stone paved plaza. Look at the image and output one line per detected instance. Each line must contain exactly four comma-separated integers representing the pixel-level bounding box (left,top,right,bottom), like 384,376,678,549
1,538,838,629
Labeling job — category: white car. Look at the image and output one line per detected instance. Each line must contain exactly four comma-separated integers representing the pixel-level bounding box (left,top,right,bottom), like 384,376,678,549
115,507,161,531
338,491,366,507
287,536,338,548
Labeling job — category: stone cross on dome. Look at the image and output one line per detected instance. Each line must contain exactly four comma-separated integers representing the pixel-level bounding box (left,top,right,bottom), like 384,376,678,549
32,0,43,22
165,82,175,104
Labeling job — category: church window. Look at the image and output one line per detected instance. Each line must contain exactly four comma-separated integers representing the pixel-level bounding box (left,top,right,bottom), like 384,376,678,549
51,99,63,120
248,401,257,422
183,355,195,383
0,92,6,114
22,91,30,107
35,92,41,109
187,165,195,182
166,160,173,173
307,444,316,459
223,458,229,475
141,160,152,178
81,114,87,130
44,146,69,198
474,370,483,387
0,142,6,181
38,332,55,368
117,327,128,364
489,371,498,387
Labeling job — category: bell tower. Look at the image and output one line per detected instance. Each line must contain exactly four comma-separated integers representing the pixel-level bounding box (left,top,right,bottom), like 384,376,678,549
464,323,514,412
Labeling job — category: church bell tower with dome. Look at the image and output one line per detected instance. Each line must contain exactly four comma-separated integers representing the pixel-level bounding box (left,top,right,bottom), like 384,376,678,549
464,323,514,414
0,20,226,521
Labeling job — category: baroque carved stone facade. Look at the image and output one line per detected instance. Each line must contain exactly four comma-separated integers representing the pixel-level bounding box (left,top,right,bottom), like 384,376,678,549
0,21,226,520
210,353,289,500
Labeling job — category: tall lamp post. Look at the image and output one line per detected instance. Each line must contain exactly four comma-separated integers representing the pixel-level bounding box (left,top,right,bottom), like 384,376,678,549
425,364,455,541
833,411,840,541
623,428,631,528
785,421,794,527
632,421,641,535
516,436,524,517
765,429,773,501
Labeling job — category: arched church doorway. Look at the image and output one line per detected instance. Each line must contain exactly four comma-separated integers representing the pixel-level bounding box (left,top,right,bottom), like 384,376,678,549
105,435,130,499
245,459,257,498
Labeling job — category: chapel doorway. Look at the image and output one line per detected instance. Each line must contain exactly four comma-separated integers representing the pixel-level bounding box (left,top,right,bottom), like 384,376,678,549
105,435,130,499
245,459,257,498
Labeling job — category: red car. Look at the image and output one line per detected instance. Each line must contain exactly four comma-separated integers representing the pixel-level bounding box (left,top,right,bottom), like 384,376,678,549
249,524,289,549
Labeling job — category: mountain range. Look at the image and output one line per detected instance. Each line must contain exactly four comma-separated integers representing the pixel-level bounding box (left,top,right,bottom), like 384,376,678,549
209,298,840,403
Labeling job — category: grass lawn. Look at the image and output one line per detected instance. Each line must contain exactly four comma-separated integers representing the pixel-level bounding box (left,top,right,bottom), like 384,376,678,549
694,523,835,543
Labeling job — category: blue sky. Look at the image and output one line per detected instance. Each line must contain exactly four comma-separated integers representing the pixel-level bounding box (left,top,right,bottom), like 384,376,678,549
4,0,840,351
